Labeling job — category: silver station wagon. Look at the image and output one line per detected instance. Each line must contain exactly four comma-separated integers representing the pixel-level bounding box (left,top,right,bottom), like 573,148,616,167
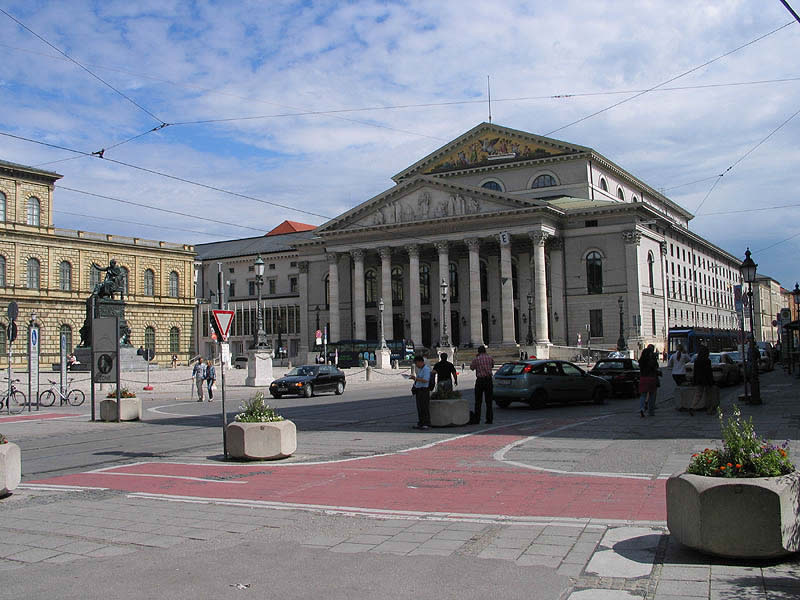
493,359,612,408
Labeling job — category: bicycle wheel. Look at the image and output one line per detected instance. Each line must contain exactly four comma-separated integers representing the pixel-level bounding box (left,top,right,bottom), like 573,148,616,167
67,389,86,407
39,389,57,407
9,390,26,414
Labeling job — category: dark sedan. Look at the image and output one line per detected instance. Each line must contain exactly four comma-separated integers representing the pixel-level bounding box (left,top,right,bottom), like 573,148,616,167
493,359,611,408
589,358,640,397
269,365,346,398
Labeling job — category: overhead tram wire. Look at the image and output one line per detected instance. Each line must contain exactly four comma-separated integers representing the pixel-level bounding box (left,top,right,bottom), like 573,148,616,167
0,8,166,126
53,210,225,238
544,20,796,136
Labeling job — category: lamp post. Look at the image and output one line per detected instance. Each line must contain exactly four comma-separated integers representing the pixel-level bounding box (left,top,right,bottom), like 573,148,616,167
440,278,449,347
617,297,627,351
792,283,800,374
526,292,533,345
740,248,760,404
378,297,387,349
253,255,268,349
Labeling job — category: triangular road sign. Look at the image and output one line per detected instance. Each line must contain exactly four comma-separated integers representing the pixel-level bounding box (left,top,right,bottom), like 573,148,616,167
211,309,234,341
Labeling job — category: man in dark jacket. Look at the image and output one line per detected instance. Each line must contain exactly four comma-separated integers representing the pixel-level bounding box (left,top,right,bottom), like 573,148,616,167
692,345,716,415
432,352,458,394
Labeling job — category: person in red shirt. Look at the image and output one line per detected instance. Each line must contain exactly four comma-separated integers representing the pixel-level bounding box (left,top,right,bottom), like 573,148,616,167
470,346,494,424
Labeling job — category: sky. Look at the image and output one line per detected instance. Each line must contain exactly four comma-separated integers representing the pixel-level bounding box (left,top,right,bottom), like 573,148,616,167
1,0,800,287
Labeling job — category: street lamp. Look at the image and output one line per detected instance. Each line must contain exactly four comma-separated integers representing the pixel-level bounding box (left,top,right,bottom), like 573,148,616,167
378,297,387,349
440,278,449,347
740,248,760,404
526,292,533,345
793,283,800,316
253,255,269,349
617,297,627,351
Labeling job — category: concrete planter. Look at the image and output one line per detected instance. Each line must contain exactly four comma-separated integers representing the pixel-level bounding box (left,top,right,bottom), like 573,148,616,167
430,397,469,427
666,471,800,558
0,442,22,496
100,398,142,421
227,420,296,460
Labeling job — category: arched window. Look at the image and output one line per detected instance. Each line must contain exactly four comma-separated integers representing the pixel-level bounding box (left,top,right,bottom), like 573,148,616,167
90,264,102,291
60,324,73,352
419,264,430,305
531,174,557,188
391,266,403,304
143,269,155,296
586,251,602,294
481,180,503,192
617,187,625,200
27,257,40,289
480,260,489,302
59,260,72,291
632,195,638,203
144,326,156,354
648,252,655,294
0,191,6,221
449,263,459,302
365,269,377,306
120,266,129,296
599,178,608,192
27,197,40,226
169,327,180,353
168,271,179,298
0,255,5,287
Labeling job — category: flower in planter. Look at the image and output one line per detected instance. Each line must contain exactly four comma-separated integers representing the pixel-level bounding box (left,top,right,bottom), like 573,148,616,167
430,389,463,400
0,433,7,444
234,392,285,423
687,405,794,478
106,387,137,399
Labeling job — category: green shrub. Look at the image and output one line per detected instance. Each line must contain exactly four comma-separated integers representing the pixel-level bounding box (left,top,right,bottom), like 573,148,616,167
234,392,285,423
687,405,794,478
0,433,7,444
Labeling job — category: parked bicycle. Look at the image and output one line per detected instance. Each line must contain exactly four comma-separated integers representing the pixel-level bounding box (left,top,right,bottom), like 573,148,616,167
1,378,27,414
39,378,85,407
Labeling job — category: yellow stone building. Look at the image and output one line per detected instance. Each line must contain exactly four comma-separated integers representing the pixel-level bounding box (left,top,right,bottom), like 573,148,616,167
0,159,196,368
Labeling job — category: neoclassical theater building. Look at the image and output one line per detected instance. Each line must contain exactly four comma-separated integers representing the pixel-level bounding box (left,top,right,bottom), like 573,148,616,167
195,123,743,361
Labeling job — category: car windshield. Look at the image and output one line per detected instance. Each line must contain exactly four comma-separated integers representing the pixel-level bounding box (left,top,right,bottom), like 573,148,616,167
594,361,625,370
728,352,741,361
286,366,317,377
709,354,722,364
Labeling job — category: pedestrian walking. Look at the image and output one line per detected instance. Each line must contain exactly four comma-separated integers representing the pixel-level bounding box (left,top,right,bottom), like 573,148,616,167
205,359,216,401
638,344,660,417
408,355,431,429
668,344,689,386
470,345,494,424
692,345,718,415
432,352,458,394
171,353,178,368
192,358,206,402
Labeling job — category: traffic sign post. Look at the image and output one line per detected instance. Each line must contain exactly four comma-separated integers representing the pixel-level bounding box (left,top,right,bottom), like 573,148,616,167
142,349,154,391
92,316,120,422
6,302,18,413
211,310,234,341
216,264,230,459
28,319,40,413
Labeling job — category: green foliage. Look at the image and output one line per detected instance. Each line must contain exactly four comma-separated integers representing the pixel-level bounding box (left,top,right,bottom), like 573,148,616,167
106,387,136,398
687,405,794,478
0,433,7,444
235,392,285,423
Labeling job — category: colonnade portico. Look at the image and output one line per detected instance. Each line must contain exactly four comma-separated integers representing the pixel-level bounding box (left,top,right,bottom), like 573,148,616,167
321,228,556,352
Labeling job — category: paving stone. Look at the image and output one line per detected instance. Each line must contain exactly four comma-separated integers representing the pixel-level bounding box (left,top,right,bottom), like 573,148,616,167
660,565,710,581
363,527,406,536
370,541,420,554
0,544,31,559
516,555,562,568
6,548,62,563
301,535,348,548
557,563,584,576
64,541,109,555
346,534,392,545
478,547,523,560
541,526,582,538
524,544,571,557
656,579,709,597
535,535,580,547
405,523,447,533
391,532,434,543
418,539,465,550
330,543,375,554
84,546,138,558
561,550,594,565
24,535,73,550
136,535,186,548
43,553,85,564
446,522,488,532
496,526,545,539
433,529,480,541
408,547,457,556
490,537,532,550
0,559,23,571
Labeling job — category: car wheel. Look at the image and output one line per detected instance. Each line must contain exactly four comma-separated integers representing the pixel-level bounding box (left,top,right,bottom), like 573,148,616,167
592,387,607,405
271,393,282,399
495,398,511,409
529,389,547,409
335,381,344,395
303,384,313,398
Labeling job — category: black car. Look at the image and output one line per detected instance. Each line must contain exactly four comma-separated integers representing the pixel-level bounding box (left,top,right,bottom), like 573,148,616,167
589,358,640,397
269,365,346,398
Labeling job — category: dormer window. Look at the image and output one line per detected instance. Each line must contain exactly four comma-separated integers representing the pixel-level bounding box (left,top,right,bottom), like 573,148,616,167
531,174,557,188
481,180,503,192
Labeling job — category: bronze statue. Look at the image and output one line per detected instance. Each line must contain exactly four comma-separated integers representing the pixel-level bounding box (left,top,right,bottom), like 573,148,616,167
92,259,125,299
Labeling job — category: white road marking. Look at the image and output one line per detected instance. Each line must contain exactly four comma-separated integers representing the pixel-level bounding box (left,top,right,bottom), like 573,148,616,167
147,402,203,417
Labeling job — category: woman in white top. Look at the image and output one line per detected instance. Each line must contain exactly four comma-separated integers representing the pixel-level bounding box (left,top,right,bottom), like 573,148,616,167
668,344,689,386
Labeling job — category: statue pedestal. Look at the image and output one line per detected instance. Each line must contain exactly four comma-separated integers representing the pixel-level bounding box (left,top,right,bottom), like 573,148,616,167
375,348,392,369
245,349,274,387
533,342,551,360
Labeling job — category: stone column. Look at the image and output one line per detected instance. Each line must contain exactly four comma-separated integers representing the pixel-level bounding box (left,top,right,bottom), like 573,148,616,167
623,230,643,348
350,249,366,340
466,238,483,346
379,247,393,339
435,241,450,346
327,252,340,343
498,232,516,346
547,237,567,345
297,261,310,361
406,245,422,346
530,231,550,345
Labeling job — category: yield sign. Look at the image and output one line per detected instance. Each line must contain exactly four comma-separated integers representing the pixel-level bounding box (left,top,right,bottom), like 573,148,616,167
211,310,234,341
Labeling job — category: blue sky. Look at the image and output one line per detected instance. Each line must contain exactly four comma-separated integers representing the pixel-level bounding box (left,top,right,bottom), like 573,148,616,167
1,1,800,287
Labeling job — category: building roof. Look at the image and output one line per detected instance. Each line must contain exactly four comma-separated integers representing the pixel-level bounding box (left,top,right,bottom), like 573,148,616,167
544,196,616,211
0,158,62,180
194,229,317,261
266,220,317,236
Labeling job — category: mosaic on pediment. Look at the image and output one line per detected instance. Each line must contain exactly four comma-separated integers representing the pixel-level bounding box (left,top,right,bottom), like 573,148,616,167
354,188,510,228
424,135,563,174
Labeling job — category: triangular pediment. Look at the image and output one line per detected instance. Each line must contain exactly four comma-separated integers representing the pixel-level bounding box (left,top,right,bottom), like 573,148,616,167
392,122,589,181
316,176,551,234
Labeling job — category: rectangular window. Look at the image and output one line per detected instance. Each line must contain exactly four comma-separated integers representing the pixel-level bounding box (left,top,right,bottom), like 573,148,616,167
670,243,673,256
290,261,297,268
228,281,235,298
269,264,276,270
228,268,234,274
651,309,656,336
584,219,598,227
589,309,603,338
248,266,254,272
248,281,256,296
269,279,276,295
290,277,298,293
